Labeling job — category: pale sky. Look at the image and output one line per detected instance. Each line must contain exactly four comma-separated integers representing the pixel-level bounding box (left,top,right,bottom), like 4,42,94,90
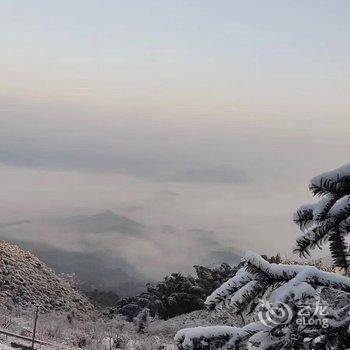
1,1,350,264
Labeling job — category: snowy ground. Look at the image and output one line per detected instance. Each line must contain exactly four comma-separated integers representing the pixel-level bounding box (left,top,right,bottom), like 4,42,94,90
0,307,240,349
0,345,12,350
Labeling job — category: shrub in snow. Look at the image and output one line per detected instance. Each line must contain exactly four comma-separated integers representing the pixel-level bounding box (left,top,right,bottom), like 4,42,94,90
134,308,150,334
158,345,178,350
126,339,143,349
175,165,350,350
101,337,114,350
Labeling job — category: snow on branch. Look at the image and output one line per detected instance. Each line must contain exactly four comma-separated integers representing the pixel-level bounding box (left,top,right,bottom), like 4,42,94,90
175,322,267,350
176,251,350,349
294,164,350,271
309,164,350,196
205,251,350,311
204,267,253,309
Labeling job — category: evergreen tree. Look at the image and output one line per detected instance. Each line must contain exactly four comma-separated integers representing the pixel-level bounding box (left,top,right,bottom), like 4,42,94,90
294,164,350,273
175,164,350,350
116,263,239,320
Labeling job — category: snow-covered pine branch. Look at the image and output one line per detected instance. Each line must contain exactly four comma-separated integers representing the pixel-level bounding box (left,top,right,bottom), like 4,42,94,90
175,323,268,350
294,164,350,272
205,251,350,311
175,251,350,349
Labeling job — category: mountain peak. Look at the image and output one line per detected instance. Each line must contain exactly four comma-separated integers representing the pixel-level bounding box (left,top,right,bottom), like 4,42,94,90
64,210,146,234
96,209,116,217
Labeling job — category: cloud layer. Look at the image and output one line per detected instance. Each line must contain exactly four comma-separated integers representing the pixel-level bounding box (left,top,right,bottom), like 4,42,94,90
0,213,242,294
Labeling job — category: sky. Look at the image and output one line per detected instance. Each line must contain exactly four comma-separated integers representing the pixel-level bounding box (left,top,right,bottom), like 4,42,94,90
1,1,350,270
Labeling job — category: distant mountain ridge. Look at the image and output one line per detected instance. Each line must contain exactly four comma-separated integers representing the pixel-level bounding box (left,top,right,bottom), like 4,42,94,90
62,210,146,234
0,211,242,296
0,220,31,228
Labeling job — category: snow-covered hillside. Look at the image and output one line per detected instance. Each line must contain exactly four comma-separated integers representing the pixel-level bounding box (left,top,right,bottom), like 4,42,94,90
0,307,239,349
0,241,93,316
